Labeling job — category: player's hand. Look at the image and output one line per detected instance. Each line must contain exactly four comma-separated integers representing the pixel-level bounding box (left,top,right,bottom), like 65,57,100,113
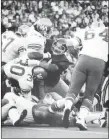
43,52,51,59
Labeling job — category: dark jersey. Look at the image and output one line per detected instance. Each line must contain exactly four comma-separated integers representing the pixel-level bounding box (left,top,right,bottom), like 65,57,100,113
44,39,73,87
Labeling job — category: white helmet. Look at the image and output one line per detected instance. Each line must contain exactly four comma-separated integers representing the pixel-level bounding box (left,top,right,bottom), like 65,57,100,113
33,18,52,38
16,25,30,37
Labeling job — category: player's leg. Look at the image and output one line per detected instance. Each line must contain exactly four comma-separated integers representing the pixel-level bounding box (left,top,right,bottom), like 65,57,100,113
3,92,27,126
76,58,105,130
2,92,16,122
45,78,69,98
2,103,14,122
49,56,87,128
1,98,9,107
93,75,106,107
85,111,106,126
101,78,109,127
8,107,27,126
59,56,87,128
16,96,36,124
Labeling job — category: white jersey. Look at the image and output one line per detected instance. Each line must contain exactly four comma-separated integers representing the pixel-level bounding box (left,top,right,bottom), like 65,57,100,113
23,34,45,55
4,59,33,92
74,26,108,62
4,92,37,124
2,30,17,48
2,32,26,63
66,36,82,49
28,26,46,43
17,26,46,59
2,29,45,63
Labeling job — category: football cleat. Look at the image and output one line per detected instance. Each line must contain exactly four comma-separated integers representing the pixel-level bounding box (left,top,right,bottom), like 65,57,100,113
99,111,107,128
62,109,71,128
76,117,88,131
14,109,27,126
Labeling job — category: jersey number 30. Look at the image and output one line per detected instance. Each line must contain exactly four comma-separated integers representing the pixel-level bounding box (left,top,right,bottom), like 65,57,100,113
10,65,33,81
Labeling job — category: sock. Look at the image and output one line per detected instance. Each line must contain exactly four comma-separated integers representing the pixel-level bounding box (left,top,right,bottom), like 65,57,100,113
8,108,20,125
78,107,89,120
64,99,73,111
93,97,98,107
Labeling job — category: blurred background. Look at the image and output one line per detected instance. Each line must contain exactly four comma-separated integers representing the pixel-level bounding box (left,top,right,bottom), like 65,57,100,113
1,0,109,36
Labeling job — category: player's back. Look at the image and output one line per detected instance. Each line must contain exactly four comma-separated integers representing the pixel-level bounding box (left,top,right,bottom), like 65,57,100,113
24,34,45,55
75,25,108,62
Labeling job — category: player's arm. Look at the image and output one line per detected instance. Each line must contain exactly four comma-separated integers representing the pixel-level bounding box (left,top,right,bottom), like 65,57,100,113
39,61,59,72
27,51,51,60
27,60,58,72
18,57,59,72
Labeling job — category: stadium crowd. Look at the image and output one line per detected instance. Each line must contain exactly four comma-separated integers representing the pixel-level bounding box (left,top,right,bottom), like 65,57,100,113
2,0,108,36
1,0,109,131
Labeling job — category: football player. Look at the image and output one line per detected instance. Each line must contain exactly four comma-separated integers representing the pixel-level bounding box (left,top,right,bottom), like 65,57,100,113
2,89,39,126
1,25,30,98
1,19,53,98
32,92,107,128
32,38,73,99
2,25,30,64
49,22,108,130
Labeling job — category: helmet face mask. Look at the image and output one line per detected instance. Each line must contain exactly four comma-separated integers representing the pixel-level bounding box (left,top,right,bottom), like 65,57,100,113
51,39,67,55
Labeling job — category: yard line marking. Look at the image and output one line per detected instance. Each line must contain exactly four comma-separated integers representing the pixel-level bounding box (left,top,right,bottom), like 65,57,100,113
21,127,108,135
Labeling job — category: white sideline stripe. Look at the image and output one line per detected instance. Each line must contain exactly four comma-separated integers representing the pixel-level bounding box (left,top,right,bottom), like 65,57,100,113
22,127,108,135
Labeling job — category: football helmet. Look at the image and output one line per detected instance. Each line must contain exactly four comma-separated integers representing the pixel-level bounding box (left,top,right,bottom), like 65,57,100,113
33,18,52,38
16,25,30,37
32,67,47,80
51,38,67,55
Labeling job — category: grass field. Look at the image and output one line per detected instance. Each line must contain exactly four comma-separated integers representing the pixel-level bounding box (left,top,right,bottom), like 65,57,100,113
2,123,108,138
